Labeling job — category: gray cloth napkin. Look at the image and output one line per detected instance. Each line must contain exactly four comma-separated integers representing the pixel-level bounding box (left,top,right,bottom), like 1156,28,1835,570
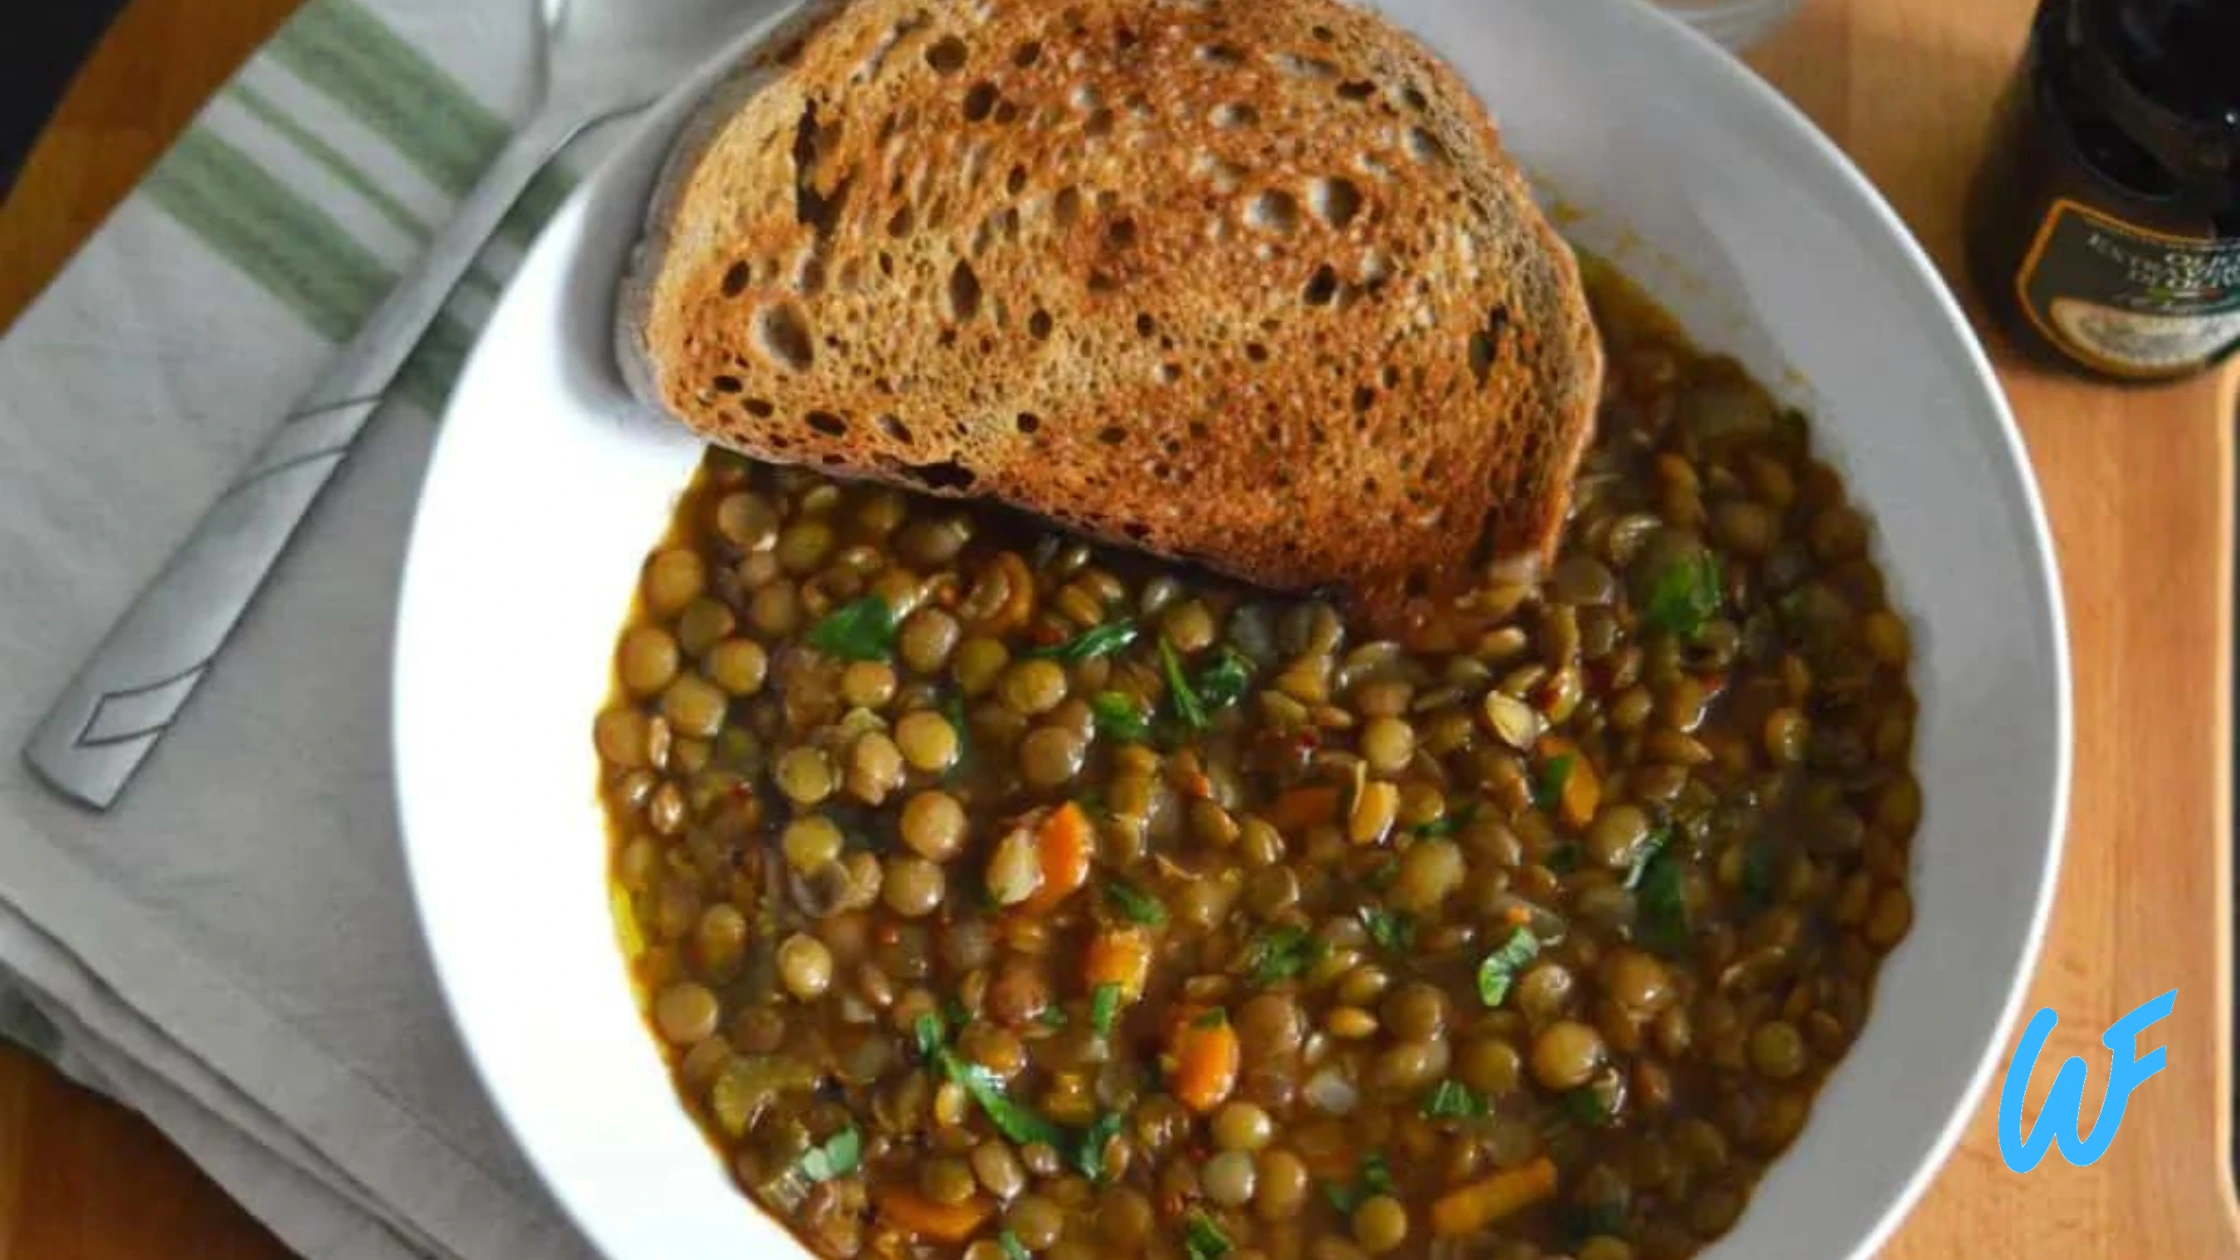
0,0,628,1254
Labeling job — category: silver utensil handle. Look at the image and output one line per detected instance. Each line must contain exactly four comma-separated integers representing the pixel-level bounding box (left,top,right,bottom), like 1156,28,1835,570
24,111,585,811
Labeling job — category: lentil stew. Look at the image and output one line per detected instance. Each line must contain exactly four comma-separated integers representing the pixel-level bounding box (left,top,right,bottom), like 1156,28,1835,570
595,267,1919,1260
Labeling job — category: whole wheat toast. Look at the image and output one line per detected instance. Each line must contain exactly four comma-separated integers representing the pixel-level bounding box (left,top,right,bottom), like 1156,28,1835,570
617,0,1602,634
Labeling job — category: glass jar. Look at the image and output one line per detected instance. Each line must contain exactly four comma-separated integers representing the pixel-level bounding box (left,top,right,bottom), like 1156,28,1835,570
1966,0,2240,383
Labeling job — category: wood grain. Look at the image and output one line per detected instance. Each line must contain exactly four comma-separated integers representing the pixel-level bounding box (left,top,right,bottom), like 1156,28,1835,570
0,0,2234,1257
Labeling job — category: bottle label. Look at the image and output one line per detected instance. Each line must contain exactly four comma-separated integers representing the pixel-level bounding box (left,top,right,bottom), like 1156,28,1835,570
2017,197,2240,378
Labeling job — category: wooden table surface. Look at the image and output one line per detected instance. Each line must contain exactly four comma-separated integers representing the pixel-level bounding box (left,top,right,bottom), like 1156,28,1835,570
3,0,2236,1256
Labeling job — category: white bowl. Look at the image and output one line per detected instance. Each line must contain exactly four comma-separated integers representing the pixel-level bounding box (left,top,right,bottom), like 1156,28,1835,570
393,2,2070,1258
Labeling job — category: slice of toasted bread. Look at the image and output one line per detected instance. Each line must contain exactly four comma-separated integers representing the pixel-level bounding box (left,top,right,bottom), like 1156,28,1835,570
618,0,1601,634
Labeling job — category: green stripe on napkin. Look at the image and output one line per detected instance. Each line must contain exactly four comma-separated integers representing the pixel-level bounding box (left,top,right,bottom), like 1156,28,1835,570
144,129,395,344
268,0,574,251
145,127,482,414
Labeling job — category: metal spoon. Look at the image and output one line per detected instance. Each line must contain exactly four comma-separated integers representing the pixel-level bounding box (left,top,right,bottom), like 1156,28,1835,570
24,0,772,810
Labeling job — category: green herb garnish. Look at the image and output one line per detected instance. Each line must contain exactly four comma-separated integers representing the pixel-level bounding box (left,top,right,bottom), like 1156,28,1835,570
1246,925,1325,986
942,996,971,1033
1364,859,1400,891
1563,1084,1615,1127
1533,754,1576,812
949,1056,1067,1148
1741,839,1777,908
1103,879,1168,925
1412,803,1480,840
1074,1113,1125,1183
1324,1152,1395,1213
1545,842,1582,874
1194,646,1254,711
806,596,896,661
1635,849,1692,955
1476,927,1541,1007
1623,827,1671,892
1191,1007,1228,1030
1421,1080,1489,1121
1090,982,1124,1038
794,1126,862,1183
913,1012,946,1060
1360,906,1417,953
1642,551,1723,639
1184,1212,1232,1260
1090,691,1151,742
999,1232,1032,1260
1161,639,1210,730
1039,1006,1069,1029
942,693,971,780
1029,620,1140,663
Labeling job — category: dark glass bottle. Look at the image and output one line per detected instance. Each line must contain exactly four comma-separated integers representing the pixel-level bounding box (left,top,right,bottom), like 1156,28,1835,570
1966,0,2240,382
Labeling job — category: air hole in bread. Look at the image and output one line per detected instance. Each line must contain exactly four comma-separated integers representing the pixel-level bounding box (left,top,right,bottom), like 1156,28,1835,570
712,375,743,394
721,262,752,297
1053,186,1082,228
1084,108,1115,138
1402,84,1429,112
1153,461,1172,479
1016,412,1042,435
1124,522,1152,541
1303,264,1340,306
1029,309,1054,339
1468,302,1511,387
744,398,776,418
879,415,912,443
1353,385,1376,413
1199,43,1244,66
1157,362,1181,384
797,256,827,296
1336,79,1375,102
1245,341,1269,362
1311,23,1336,41
1359,152,1393,180
1212,103,1260,129
1088,270,1119,294
925,35,968,73
1012,40,1042,67
964,82,999,122
807,410,849,437
1405,127,1446,163
911,461,978,491
1007,164,1029,195
1097,425,1126,445
1134,312,1157,337
1248,190,1300,234
1308,177,1362,229
756,302,817,372
1107,218,1139,249
1273,51,1338,79
888,205,914,238
993,99,1020,125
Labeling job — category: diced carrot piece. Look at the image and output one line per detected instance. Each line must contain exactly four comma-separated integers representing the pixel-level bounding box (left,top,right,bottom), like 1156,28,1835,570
1020,802,1093,914
873,1186,994,1242
1168,1010,1240,1113
1269,785,1342,832
1085,926,1154,1002
1430,1158,1558,1237
1538,737,1602,831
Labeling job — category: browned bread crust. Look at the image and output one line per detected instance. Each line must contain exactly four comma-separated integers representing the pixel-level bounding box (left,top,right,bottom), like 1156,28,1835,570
618,0,1602,634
